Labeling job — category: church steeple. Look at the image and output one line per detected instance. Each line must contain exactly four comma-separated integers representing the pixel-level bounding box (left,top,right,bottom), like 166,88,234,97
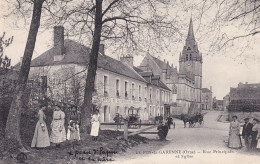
186,17,195,42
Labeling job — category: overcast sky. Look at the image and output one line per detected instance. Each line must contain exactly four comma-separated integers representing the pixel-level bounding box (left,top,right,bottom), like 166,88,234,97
1,1,260,100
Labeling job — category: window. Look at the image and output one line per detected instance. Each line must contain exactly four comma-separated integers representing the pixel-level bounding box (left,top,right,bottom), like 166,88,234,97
116,79,120,97
162,91,164,102
186,54,189,61
139,85,141,100
149,106,152,116
125,81,128,98
190,54,192,60
104,76,108,96
115,106,120,114
156,89,159,101
144,87,147,98
187,47,191,50
132,83,135,99
149,88,152,100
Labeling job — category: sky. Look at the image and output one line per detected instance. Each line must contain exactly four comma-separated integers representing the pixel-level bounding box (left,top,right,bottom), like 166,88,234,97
1,0,260,100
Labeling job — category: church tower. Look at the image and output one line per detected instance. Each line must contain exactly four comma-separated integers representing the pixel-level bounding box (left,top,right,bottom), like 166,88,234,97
178,17,202,111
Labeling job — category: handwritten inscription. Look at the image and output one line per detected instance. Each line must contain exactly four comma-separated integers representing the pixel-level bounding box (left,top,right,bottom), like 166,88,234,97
68,147,118,162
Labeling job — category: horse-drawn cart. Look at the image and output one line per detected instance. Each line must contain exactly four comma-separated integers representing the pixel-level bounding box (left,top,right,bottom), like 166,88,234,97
128,107,141,128
178,113,204,128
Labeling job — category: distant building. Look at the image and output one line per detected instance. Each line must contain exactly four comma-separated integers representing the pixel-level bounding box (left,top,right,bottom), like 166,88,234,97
216,100,224,111
201,87,213,110
223,94,230,112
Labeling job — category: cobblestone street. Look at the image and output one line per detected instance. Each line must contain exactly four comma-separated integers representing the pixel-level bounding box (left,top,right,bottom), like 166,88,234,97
109,111,260,164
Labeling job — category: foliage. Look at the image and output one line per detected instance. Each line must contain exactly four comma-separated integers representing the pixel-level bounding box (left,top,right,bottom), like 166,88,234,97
227,99,260,112
0,32,13,69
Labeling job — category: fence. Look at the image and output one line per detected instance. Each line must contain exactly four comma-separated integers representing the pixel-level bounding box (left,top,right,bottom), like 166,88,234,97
101,121,158,140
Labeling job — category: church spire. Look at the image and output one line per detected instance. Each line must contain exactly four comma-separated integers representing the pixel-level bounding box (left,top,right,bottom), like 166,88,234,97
186,17,195,41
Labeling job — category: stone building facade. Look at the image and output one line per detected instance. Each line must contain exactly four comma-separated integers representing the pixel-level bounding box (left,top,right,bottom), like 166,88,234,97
201,87,213,110
28,26,171,123
138,17,202,114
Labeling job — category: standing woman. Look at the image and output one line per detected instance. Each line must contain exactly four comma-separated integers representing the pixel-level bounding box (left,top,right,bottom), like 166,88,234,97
50,105,66,147
228,115,242,149
31,105,50,149
90,109,101,141
251,118,260,151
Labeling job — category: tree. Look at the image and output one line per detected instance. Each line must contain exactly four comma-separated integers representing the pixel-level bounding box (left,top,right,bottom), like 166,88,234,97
4,0,45,152
188,0,260,58
0,32,13,69
41,0,179,132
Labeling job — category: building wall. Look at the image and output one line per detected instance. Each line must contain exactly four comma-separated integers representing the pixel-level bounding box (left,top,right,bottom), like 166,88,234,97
29,63,171,123
201,92,213,110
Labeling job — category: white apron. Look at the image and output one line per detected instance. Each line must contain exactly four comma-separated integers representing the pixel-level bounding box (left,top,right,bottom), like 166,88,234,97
90,114,100,137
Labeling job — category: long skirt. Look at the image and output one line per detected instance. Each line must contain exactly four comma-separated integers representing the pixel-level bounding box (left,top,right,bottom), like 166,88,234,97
228,130,242,149
31,121,50,148
90,122,100,137
257,139,260,149
251,131,258,149
50,120,66,143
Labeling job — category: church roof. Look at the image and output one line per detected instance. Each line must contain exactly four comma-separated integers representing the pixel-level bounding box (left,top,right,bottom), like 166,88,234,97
202,88,212,93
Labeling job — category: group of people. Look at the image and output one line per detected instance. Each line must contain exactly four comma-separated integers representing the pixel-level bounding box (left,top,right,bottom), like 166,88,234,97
228,115,260,151
31,104,101,149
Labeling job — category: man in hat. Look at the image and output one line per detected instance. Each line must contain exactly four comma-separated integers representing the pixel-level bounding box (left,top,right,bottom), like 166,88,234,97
242,118,253,150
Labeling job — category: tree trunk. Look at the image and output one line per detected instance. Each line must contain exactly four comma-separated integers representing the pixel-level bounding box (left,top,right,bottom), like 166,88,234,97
5,0,44,151
81,0,103,132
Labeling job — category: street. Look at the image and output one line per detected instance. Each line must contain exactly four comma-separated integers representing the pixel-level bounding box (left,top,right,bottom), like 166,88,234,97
108,111,260,164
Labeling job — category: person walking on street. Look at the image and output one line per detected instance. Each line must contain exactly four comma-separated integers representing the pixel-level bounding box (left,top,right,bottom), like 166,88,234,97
242,118,253,151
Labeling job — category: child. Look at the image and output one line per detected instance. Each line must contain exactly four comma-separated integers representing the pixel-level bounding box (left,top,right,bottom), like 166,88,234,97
67,121,80,142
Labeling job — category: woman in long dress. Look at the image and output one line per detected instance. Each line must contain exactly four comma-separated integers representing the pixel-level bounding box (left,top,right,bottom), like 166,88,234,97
251,118,260,151
228,115,242,149
90,109,101,141
31,106,50,148
50,105,66,146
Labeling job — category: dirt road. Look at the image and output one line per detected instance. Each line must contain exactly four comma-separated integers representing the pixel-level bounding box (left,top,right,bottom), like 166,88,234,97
108,111,260,164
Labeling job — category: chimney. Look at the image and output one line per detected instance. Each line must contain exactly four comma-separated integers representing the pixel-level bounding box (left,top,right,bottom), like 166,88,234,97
53,26,65,61
210,86,212,92
20,57,23,63
120,56,133,68
99,44,105,55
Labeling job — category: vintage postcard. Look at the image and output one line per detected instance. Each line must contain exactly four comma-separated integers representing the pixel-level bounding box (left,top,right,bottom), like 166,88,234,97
1,0,260,164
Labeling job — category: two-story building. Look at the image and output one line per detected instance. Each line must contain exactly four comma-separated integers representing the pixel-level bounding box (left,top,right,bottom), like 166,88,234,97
27,26,171,123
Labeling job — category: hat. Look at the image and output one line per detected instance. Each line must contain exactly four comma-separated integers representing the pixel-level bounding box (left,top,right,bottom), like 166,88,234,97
244,118,249,121
232,115,238,119
253,118,259,123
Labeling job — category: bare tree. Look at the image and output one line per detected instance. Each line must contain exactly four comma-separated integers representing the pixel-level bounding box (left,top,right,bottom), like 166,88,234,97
188,0,260,59
4,0,45,152
40,0,180,132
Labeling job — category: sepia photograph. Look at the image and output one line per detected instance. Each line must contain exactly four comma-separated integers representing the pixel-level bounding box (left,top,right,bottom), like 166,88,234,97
0,0,260,163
